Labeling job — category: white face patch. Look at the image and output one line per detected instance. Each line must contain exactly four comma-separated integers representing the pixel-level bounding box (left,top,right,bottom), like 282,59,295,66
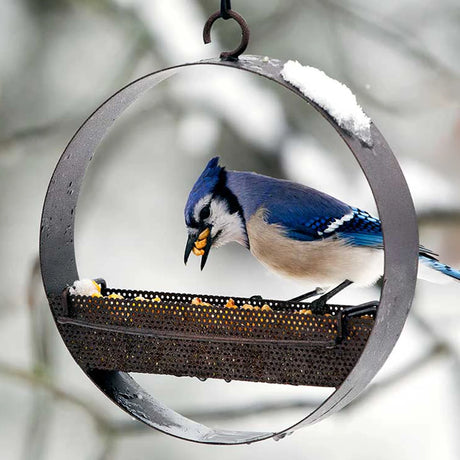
191,195,247,248
209,197,247,248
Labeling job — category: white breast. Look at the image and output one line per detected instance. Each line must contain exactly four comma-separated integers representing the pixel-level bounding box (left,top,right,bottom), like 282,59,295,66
246,209,383,287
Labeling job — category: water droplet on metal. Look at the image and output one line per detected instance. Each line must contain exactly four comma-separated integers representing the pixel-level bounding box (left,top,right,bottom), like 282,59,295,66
273,433,287,442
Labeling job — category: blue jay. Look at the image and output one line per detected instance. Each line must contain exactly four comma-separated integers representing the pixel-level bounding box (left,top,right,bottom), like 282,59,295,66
184,157,460,301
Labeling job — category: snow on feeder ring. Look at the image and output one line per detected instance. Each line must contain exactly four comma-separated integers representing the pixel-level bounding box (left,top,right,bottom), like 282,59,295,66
39,7,418,446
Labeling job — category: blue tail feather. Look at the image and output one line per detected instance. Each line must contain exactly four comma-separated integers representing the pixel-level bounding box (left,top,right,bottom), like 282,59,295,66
419,255,460,281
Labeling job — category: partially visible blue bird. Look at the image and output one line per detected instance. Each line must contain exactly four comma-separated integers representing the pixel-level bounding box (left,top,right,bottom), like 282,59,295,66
184,157,460,298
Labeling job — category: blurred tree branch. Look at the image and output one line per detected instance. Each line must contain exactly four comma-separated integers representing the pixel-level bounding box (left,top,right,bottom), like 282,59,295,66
0,361,109,428
23,258,55,460
418,209,460,226
320,0,460,85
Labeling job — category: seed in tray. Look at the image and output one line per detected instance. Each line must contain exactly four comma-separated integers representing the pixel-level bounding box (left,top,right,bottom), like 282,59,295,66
108,293,124,299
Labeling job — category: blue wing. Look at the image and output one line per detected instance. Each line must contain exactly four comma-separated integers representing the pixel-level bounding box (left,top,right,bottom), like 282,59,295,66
268,204,383,246
226,171,436,257
267,203,438,258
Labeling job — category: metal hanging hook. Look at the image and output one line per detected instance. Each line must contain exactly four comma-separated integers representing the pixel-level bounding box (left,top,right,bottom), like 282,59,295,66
203,3,250,61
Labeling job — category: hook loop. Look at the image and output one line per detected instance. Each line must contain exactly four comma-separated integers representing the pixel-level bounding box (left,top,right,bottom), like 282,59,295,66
203,9,250,61
221,0,231,19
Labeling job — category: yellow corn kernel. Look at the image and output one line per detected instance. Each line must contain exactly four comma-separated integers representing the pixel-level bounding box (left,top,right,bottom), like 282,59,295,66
194,239,207,249
108,293,124,299
91,292,103,298
225,298,236,309
253,306,260,311
261,304,272,312
153,296,161,302
241,304,253,310
191,297,202,305
324,313,331,317
91,280,102,293
198,228,210,240
192,247,205,256
134,296,146,301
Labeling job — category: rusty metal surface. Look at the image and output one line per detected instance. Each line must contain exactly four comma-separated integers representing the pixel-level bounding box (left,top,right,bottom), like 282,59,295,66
40,55,419,444
59,289,372,387
203,9,250,60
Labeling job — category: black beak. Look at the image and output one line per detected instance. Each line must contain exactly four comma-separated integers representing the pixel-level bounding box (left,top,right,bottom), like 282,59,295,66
184,234,195,265
184,227,213,270
200,235,212,271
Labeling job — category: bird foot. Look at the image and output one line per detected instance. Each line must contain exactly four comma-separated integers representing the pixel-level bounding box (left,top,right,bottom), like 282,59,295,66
308,280,354,314
288,287,325,303
249,295,263,301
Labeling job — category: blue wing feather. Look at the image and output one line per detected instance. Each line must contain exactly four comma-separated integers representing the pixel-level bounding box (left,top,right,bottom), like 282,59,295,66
225,172,352,241
274,204,439,259
336,208,383,248
270,203,385,246
225,171,437,257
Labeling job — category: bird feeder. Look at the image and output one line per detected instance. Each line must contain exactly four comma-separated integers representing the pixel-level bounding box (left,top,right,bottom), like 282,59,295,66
40,2,418,445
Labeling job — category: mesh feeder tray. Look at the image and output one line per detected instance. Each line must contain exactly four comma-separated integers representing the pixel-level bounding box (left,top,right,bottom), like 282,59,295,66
40,12,419,444
61,287,374,387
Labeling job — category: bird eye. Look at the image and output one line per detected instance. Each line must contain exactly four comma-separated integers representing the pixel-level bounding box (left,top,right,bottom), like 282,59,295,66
200,206,210,221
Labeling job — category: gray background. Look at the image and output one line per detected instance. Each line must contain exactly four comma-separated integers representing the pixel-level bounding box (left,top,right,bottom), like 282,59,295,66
1,0,460,459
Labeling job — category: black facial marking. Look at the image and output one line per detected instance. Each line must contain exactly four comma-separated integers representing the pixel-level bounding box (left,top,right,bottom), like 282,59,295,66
212,168,250,249
213,169,243,215
188,216,199,228
213,229,223,244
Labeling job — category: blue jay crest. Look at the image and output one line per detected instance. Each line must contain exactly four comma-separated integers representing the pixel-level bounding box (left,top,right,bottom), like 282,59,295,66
185,157,223,226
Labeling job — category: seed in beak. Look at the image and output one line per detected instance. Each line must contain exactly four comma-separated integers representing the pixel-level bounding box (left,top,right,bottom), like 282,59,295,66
198,228,210,240
193,247,205,256
195,238,207,249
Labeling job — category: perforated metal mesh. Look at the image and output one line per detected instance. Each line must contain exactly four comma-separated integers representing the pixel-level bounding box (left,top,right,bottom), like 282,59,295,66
57,288,373,387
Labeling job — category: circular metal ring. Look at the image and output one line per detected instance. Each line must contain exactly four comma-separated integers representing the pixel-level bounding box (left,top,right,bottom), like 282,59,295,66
40,55,418,444
203,10,250,60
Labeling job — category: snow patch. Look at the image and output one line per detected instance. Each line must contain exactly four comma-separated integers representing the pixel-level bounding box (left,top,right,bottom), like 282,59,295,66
281,60,372,145
69,279,100,296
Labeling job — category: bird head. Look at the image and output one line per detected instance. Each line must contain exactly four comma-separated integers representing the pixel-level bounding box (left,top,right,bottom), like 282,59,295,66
184,157,248,270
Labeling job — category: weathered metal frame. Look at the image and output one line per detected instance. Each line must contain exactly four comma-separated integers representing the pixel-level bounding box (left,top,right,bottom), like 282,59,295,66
40,55,419,444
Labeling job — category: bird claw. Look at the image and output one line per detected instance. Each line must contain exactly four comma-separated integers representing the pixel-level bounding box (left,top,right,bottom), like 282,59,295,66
249,295,263,301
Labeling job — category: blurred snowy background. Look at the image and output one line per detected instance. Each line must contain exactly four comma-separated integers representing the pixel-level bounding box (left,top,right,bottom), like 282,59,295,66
1,0,460,459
